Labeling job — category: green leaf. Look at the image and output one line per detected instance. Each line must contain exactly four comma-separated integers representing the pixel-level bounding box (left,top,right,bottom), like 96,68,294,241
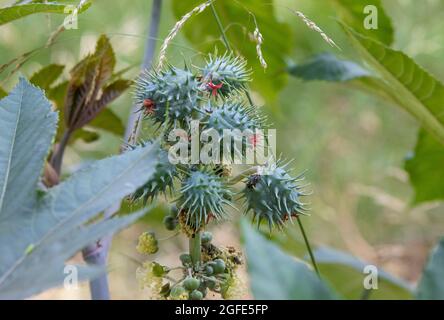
0,78,161,299
71,128,100,143
0,1,91,26
47,80,68,109
405,129,444,203
172,0,292,101
287,53,398,105
341,23,444,146
0,77,57,217
241,220,337,300
332,0,394,45
416,238,444,299
30,64,64,91
93,79,132,113
65,35,121,130
89,108,125,137
48,80,126,139
288,53,371,82
0,86,6,98
312,247,413,299
0,209,149,300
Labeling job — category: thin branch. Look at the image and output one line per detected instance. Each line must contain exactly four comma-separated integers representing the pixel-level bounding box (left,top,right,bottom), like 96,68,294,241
210,2,232,51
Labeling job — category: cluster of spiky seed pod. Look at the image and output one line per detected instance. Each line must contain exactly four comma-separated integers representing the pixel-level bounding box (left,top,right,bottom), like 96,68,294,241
133,53,309,300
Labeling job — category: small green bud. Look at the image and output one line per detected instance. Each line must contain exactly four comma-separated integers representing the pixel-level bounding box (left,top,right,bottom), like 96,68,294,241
170,285,186,298
183,277,200,291
205,276,217,290
163,215,177,231
190,289,203,300
213,259,226,274
201,231,213,244
180,253,192,266
205,265,214,276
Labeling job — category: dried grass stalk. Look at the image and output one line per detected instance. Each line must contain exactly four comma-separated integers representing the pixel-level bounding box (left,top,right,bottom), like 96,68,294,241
253,26,267,69
157,0,214,69
291,10,339,49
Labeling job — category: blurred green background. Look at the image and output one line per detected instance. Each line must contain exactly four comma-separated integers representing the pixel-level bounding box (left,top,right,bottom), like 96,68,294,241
1,0,443,299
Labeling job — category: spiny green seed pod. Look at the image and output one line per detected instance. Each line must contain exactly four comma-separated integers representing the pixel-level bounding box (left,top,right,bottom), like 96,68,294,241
201,52,250,97
202,102,265,158
204,101,264,134
242,162,308,230
176,169,233,231
135,65,199,126
183,277,200,291
131,149,176,204
136,231,158,254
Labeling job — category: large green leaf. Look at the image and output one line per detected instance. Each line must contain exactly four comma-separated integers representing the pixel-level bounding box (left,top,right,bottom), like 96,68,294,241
337,24,444,203
241,220,337,300
341,23,444,146
0,78,160,299
288,53,371,82
405,129,444,203
290,26,444,203
332,0,394,45
312,247,413,299
416,238,444,299
0,1,91,26
172,0,292,101
0,209,148,299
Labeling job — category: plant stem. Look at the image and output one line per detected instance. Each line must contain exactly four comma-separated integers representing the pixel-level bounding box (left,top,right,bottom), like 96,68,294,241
125,0,163,145
82,0,163,300
50,130,71,175
189,232,201,270
296,216,320,277
210,2,232,51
